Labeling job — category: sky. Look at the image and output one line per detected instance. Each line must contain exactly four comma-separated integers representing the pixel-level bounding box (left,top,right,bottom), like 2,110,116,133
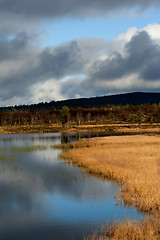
1,0,160,106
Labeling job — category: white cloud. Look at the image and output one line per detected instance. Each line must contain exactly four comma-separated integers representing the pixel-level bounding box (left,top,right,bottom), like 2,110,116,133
143,23,160,42
30,79,66,104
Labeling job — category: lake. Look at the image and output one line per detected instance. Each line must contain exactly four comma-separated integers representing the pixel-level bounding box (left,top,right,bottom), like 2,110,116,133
0,132,142,240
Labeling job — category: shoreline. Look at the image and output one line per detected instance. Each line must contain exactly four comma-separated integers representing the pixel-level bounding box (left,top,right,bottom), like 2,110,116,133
58,135,160,213
56,135,160,239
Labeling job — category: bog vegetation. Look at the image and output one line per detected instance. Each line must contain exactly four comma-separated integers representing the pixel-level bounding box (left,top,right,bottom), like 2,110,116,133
57,135,160,239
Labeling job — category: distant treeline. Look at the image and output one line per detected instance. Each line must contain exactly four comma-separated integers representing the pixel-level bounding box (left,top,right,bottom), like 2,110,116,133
0,92,160,126
0,104,160,126
1,92,160,112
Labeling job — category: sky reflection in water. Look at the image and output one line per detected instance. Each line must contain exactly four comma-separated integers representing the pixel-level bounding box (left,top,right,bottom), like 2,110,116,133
0,133,142,240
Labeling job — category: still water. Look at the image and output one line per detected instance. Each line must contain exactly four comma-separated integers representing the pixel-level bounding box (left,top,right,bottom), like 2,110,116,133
0,132,142,240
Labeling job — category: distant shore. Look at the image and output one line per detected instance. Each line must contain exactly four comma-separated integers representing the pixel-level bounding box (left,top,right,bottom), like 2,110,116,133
0,123,160,135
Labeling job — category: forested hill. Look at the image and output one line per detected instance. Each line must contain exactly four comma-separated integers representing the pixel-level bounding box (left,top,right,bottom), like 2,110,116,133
1,92,160,111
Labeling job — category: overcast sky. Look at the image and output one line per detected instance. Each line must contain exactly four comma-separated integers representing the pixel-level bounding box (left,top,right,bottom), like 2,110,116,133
1,0,160,106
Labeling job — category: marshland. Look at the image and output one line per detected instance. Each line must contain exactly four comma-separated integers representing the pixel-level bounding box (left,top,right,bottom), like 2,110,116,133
0,104,160,239
1,0,160,238
58,135,160,239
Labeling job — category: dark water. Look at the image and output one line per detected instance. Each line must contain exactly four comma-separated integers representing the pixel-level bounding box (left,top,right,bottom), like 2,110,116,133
0,133,142,240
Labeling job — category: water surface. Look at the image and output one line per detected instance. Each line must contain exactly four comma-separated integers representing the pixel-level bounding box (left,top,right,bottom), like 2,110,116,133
0,133,142,239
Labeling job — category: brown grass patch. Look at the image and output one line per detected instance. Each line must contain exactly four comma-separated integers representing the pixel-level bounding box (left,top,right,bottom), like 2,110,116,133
85,217,160,240
60,135,160,213
58,135,160,239
0,123,160,134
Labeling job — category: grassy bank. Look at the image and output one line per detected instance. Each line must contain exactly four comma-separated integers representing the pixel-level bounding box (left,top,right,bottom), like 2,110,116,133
86,218,160,240
57,135,160,239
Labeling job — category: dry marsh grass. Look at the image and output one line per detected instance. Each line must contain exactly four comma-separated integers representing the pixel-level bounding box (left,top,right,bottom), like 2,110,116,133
58,135,160,239
85,217,160,240
0,123,160,134
60,135,160,213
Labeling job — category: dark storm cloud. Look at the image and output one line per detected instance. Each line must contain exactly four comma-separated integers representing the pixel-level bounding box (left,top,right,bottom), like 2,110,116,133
0,0,160,19
37,41,83,78
90,52,126,80
89,31,160,82
0,32,30,61
0,40,84,102
126,31,160,77
59,30,160,99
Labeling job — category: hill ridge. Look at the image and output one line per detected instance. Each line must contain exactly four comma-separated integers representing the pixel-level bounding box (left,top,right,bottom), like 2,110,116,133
1,92,160,111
